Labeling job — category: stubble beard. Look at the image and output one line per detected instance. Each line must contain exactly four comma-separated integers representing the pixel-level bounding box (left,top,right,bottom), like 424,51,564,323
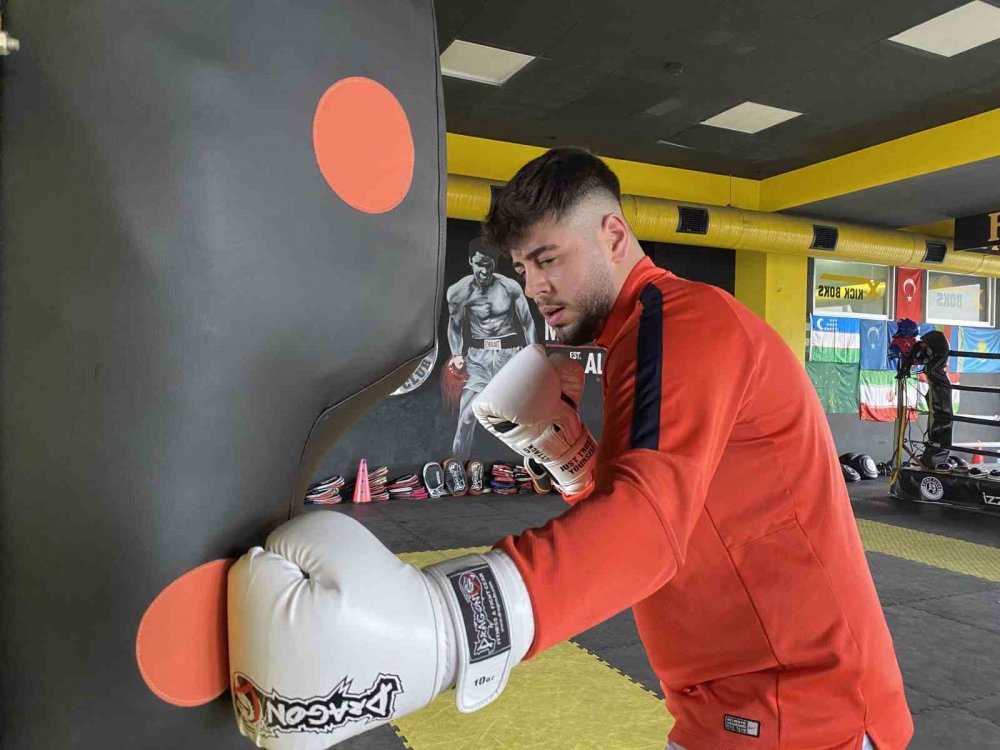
552,267,616,346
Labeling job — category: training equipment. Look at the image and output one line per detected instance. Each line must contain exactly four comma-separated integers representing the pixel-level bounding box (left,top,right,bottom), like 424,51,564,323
305,475,346,505
228,512,534,748
442,458,469,496
523,457,554,494
841,464,861,483
947,455,970,472
490,463,518,495
513,464,534,493
856,454,879,480
840,452,878,480
466,460,487,495
422,462,446,498
387,474,430,500
340,462,390,504
473,345,597,500
353,460,372,503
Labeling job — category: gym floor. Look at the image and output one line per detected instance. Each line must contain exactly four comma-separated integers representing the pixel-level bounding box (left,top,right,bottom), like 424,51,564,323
310,479,1000,750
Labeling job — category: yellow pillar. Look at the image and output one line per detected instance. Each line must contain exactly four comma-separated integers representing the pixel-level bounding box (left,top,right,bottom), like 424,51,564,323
726,179,808,363
735,252,809,364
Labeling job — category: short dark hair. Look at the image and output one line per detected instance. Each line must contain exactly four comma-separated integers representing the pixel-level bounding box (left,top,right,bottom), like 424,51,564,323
482,147,622,253
468,237,500,262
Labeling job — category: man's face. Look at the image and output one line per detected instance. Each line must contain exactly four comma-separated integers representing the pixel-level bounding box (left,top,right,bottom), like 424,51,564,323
470,252,496,286
510,212,616,346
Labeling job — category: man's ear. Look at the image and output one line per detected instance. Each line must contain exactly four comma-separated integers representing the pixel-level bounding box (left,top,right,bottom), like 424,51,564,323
603,213,631,263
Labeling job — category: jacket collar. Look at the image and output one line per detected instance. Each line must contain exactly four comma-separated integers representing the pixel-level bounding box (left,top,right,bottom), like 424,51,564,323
594,256,667,349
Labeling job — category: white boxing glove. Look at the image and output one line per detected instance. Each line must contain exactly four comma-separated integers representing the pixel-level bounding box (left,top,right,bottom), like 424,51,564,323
228,511,534,749
473,344,597,501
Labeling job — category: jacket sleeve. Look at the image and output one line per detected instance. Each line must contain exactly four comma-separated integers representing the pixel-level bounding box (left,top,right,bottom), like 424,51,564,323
495,288,757,658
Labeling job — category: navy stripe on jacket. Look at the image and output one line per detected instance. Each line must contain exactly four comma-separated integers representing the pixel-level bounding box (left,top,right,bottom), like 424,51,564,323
631,283,663,450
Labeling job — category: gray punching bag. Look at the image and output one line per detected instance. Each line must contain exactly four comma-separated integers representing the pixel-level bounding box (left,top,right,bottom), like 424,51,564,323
0,2,445,748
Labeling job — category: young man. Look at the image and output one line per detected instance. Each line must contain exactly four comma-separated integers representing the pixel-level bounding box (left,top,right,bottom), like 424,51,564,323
224,148,913,750
481,148,913,750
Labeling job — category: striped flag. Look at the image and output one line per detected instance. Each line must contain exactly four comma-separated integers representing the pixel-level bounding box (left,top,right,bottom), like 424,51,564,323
859,370,960,421
859,370,921,422
810,316,860,363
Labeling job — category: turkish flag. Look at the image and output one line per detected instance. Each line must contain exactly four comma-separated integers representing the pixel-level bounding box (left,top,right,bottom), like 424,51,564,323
896,267,923,322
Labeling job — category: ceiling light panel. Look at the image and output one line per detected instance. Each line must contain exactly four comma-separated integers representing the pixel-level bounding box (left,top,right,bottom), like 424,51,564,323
440,40,535,85
700,101,802,134
889,1,1000,57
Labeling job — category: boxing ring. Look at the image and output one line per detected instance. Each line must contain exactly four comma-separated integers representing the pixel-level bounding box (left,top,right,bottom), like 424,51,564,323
888,322,1000,515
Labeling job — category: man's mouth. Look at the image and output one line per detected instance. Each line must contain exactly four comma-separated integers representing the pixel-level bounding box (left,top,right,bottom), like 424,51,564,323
540,305,566,326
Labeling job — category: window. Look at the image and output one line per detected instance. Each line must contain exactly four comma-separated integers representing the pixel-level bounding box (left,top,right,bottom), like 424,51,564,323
925,271,994,327
812,259,892,319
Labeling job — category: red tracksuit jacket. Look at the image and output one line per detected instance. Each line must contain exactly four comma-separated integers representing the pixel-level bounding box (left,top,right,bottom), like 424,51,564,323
496,257,913,750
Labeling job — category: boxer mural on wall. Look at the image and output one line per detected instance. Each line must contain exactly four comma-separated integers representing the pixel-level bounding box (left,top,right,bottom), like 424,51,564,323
445,237,538,459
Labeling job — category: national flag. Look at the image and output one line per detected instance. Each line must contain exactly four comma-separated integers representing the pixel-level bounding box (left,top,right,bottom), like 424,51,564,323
859,370,960,421
896,267,923,322
954,327,1000,373
859,370,924,422
860,320,889,370
809,315,860,363
805,361,859,413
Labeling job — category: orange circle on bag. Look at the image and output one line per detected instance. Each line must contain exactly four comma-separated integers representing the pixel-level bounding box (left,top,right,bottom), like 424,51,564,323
136,558,234,707
313,77,414,214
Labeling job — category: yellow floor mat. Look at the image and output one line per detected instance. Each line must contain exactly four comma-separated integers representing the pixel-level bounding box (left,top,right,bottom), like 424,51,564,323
857,518,1000,582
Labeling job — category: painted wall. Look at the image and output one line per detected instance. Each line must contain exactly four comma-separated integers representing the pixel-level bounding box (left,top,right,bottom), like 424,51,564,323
314,223,998,493
310,221,736,489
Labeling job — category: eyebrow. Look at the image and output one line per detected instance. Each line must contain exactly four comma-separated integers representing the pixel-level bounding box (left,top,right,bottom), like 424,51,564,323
514,244,558,265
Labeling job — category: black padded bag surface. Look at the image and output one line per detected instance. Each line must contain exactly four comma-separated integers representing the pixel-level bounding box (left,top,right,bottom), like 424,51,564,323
0,1,445,747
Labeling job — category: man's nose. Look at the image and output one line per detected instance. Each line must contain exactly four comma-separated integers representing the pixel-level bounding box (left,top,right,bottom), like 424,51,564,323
523,267,550,300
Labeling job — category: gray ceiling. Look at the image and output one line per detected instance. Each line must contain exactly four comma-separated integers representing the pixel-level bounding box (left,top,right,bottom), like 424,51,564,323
435,0,1000,180
787,155,1000,228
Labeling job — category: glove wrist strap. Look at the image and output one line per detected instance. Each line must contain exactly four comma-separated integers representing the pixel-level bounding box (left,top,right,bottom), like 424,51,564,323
423,550,534,713
544,427,598,493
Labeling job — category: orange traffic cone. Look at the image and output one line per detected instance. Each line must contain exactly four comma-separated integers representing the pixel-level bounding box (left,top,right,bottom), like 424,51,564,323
972,441,984,465
353,458,372,503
